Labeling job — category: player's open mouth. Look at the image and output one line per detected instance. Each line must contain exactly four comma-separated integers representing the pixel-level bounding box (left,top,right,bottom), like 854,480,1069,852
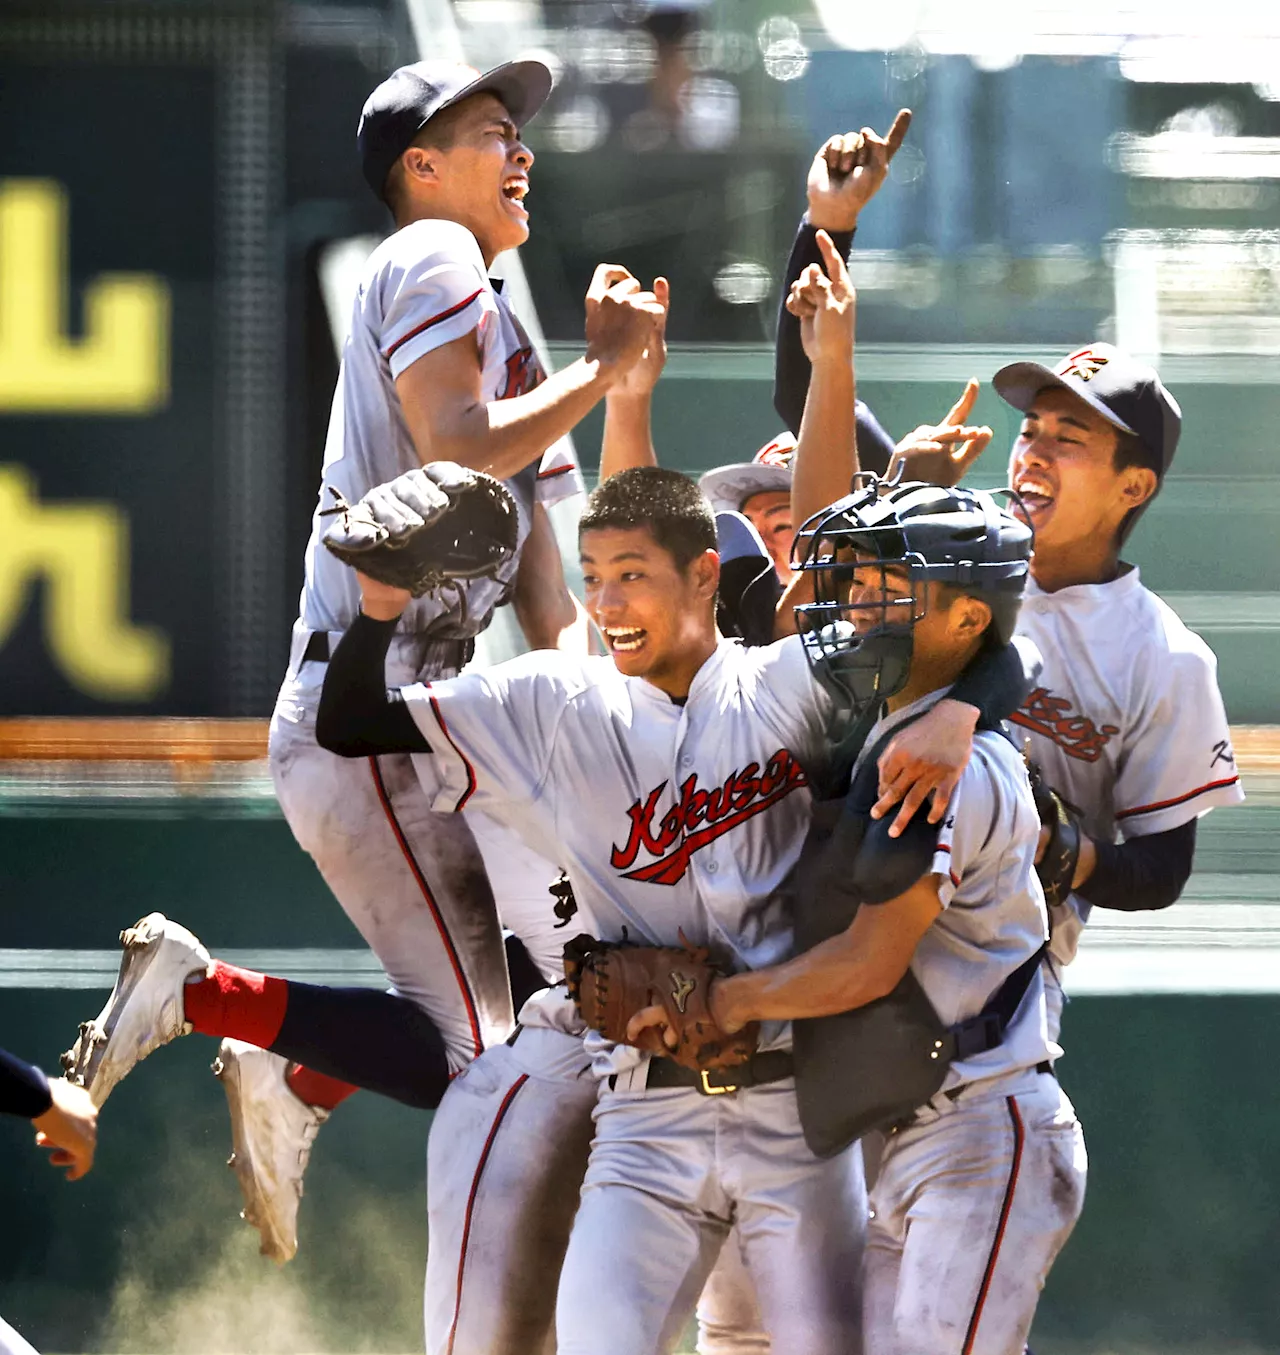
604,627,646,654
502,178,529,215
1013,477,1054,519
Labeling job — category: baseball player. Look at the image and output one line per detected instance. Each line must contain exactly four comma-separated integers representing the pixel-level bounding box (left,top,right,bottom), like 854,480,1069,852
1,1044,99,1355
62,56,665,1259
873,345,1243,1035
315,463,868,1355
627,475,1086,1355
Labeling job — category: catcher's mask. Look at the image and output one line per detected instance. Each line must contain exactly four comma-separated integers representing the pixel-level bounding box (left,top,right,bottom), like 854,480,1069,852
794,478,1032,716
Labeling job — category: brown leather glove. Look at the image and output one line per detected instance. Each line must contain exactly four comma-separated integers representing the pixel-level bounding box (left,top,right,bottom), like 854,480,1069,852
564,933,759,1073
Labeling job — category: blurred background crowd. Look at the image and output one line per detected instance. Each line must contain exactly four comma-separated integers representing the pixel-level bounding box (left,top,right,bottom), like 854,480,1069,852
2,0,1277,719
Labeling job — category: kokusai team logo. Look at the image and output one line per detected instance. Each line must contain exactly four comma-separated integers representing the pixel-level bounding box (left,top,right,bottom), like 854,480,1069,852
1011,687,1119,763
1057,347,1109,382
610,749,808,886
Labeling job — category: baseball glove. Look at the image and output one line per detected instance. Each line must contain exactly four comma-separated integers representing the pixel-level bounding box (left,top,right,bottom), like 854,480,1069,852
320,462,519,597
563,933,759,1073
1026,758,1082,909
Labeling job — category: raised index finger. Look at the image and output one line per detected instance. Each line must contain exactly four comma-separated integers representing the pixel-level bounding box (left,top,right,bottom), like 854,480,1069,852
942,377,980,427
884,108,913,159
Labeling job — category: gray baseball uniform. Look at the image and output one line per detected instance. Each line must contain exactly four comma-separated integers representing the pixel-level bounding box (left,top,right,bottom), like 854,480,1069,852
858,690,1087,1355
273,215,581,1074
401,636,867,1355
1011,569,1244,1037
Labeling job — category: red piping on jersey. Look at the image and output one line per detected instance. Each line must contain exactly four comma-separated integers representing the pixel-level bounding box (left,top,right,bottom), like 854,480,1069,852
367,756,483,1060
1116,774,1240,820
383,288,483,359
961,1096,1025,1355
934,842,961,888
537,462,575,479
446,1072,529,1355
427,693,478,812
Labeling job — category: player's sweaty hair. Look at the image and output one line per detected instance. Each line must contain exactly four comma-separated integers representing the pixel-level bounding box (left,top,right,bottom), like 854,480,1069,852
579,467,717,571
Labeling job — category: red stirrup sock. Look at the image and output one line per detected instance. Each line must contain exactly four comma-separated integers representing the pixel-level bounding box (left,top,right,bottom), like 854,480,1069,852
182,961,289,1049
285,1063,359,1111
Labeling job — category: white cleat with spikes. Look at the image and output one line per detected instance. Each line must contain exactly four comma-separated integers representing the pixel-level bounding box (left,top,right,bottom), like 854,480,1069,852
61,912,211,1106
213,1039,330,1264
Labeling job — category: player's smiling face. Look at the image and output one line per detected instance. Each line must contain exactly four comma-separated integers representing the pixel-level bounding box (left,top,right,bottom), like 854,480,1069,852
1008,387,1152,561
415,93,533,263
580,526,720,696
740,490,795,582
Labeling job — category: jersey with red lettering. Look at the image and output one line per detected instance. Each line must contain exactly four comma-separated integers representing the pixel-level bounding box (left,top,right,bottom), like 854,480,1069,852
1012,568,1243,969
402,637,834,1067
298,217,581,639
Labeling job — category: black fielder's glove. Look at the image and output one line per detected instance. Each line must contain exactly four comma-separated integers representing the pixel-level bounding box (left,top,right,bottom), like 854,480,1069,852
321,462,519,597
1025,758,1083,908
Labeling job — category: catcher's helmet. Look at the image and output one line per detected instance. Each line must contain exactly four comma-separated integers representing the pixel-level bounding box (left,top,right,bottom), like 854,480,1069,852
794,478,1032,714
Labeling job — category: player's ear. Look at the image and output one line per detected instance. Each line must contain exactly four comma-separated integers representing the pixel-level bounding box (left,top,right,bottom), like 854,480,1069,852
691,548,720,602
401,144,441,189
1120,465,1158,510
948,592,990,642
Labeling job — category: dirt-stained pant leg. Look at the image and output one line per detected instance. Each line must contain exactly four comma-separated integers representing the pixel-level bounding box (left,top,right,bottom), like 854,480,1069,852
270,655,513,1074
864,1071,1087,1355
424,1031,598,1355
556,1083,864,1355
0,1315,38,1355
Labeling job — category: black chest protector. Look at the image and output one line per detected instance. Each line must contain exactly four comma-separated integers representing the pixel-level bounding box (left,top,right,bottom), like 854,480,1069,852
792,714,1045,1159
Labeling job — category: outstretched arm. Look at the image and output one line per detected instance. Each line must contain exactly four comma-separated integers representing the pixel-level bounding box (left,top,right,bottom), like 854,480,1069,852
397,265,664,482
315,578,430,758
599,276,669,481
774,115,911,465
1,1046,98,1180
789,230,859,539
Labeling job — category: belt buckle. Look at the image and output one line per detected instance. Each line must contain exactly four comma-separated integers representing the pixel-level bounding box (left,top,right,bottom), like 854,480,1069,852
700,1069,737,1096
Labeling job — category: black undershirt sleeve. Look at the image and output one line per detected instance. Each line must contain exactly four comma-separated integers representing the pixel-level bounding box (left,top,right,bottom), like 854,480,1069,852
1077,819,1197,912
773,218,895,475
0,1045,52,1119
949,635,1042,728
315,612,432,757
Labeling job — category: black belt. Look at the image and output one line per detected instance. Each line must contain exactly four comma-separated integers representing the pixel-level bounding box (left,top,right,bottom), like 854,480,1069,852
886,1060,1056,1135
609,1050,794,1098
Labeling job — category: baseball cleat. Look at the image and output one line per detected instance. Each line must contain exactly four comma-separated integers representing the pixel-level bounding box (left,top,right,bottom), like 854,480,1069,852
213,1039,329,1265
61,912,211,1106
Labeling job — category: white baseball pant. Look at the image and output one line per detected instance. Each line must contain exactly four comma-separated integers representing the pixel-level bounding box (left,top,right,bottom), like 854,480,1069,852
424,1025,777,1355
556,1079,867,1355
270,629,514,1075
863,1066,1087,1355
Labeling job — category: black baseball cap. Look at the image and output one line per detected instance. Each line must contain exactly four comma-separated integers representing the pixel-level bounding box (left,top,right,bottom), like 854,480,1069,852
357,59,553,203
993,343,1182,475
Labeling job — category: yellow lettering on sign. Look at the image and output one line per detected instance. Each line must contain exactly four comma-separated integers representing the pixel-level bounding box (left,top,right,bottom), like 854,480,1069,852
0,180,170,414
0,465,169,700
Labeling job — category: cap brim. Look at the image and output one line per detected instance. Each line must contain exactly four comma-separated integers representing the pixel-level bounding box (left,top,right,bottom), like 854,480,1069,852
436,59,553,131
992,361,1137,437
714,511,770,565
698,463,792,513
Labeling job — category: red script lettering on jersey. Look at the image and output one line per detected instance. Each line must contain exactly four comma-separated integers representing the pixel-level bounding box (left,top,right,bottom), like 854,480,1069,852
499,346,542,399
609,750,808,886
1011,686,1119,763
